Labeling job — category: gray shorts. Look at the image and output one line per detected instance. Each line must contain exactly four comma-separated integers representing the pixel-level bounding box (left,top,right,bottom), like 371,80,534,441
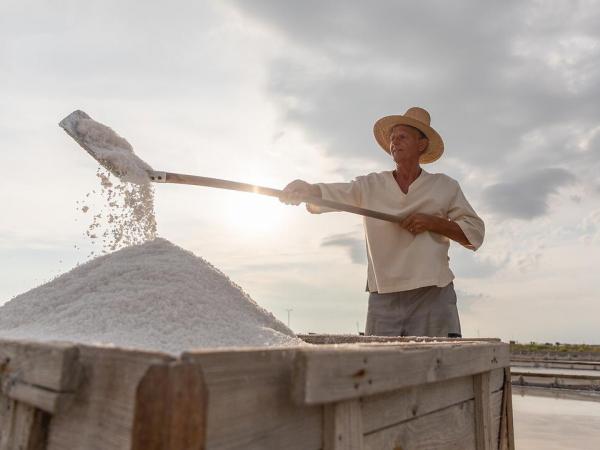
365,282,461,338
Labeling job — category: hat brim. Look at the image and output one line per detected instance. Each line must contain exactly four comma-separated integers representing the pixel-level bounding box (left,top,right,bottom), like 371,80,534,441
373,115,444,164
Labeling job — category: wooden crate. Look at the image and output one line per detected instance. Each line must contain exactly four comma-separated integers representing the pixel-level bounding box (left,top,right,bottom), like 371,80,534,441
0,336,514,450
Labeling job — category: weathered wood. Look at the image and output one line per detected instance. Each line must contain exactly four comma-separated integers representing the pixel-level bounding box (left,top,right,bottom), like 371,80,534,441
4,380,73,414
0,339,80,391
0,399,48,450
361,368,504,434
365,399,477,450
294,342,509,404
498,369,510,450
299,334,501,345
0,338,513,450
0,340,79,450
473,372,492,450
324,400,364,450
131,362,206,450
363,391,503,450
183,348,322,450
47,345,174,450
503,368,515,450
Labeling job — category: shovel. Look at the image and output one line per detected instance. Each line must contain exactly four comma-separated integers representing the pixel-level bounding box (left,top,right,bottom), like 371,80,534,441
59,110,403,223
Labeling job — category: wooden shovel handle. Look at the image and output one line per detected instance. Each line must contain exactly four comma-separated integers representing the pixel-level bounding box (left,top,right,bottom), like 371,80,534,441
154,172,403,223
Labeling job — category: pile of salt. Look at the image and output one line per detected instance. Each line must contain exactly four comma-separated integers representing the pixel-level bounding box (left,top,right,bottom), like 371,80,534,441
0,238,305,353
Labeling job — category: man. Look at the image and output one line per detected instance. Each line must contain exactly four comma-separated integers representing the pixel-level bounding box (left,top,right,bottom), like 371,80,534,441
280,107,484,338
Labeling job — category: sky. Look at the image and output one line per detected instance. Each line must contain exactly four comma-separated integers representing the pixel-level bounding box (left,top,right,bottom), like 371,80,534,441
1,0,599,343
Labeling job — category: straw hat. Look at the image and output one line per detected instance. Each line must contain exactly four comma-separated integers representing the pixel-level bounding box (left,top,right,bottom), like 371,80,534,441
373,107,444,164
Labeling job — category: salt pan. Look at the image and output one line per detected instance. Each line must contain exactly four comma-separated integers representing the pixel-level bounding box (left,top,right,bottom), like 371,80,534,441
0,238,304,353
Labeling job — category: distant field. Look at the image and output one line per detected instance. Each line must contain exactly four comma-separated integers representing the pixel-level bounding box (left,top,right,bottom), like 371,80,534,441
511,342,600,354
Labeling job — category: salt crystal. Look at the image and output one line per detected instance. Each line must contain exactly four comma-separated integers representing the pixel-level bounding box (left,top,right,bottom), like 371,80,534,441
80,168,157,253
60,111,153,186
0,238,305,353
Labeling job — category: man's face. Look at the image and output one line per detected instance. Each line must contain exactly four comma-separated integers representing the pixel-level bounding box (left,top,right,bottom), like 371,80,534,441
389,125,428,165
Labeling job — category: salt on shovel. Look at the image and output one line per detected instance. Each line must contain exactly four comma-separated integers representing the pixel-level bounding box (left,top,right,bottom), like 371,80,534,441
59,110,403,223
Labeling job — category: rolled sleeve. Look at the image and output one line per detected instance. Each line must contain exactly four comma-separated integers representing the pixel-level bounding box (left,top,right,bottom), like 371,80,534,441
447,183,485,251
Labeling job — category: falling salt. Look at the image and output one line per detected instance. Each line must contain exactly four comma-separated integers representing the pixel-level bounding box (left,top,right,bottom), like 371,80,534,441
80,168,157,254
59,110,158,253
0,239,305,353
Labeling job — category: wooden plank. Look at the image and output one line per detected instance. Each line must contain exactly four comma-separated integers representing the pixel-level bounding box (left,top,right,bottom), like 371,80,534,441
47,345,174,450
299,334,501,345
183,348,322,450
0,399,49,450
363,391,503,450
0,339,80,391
294,342,510,405
131,362,206,450
324,400,364,450
498,369,510,450
503,369,515,450
4,380,73,414
362,368,504,434
473,372,492,450
498,368,516,450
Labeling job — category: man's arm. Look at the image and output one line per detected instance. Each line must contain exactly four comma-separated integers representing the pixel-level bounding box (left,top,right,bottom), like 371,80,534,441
279,180,322,205
401,213,472,247
280,178,364,214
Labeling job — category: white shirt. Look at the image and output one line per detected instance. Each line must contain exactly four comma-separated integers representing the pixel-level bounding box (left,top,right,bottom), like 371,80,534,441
311,169,485,293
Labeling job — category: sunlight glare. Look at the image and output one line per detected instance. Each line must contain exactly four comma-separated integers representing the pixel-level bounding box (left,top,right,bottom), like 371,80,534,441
224,192,285,235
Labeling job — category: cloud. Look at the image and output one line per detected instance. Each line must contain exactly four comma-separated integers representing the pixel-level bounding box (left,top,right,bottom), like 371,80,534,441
450,247,508,278
481,167,575,219
0,1,276,110
321,232,366,264
228,0,600,171
579,209,600,243
455,288,489,314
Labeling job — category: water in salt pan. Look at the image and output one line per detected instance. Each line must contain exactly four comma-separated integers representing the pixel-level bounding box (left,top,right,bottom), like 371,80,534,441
0,238,305,353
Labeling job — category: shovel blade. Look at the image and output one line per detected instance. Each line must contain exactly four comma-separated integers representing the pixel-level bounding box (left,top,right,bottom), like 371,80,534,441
59,110,152,184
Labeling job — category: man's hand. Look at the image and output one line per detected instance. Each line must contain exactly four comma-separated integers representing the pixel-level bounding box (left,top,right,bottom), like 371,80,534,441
280,179,321,205
401,213,472,247
401,213,438,234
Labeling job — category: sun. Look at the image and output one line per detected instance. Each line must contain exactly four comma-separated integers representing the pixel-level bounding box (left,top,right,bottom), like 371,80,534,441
224,192,285,235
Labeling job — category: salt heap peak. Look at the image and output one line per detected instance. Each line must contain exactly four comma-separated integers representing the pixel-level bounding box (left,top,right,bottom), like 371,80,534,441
0,238,304,353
